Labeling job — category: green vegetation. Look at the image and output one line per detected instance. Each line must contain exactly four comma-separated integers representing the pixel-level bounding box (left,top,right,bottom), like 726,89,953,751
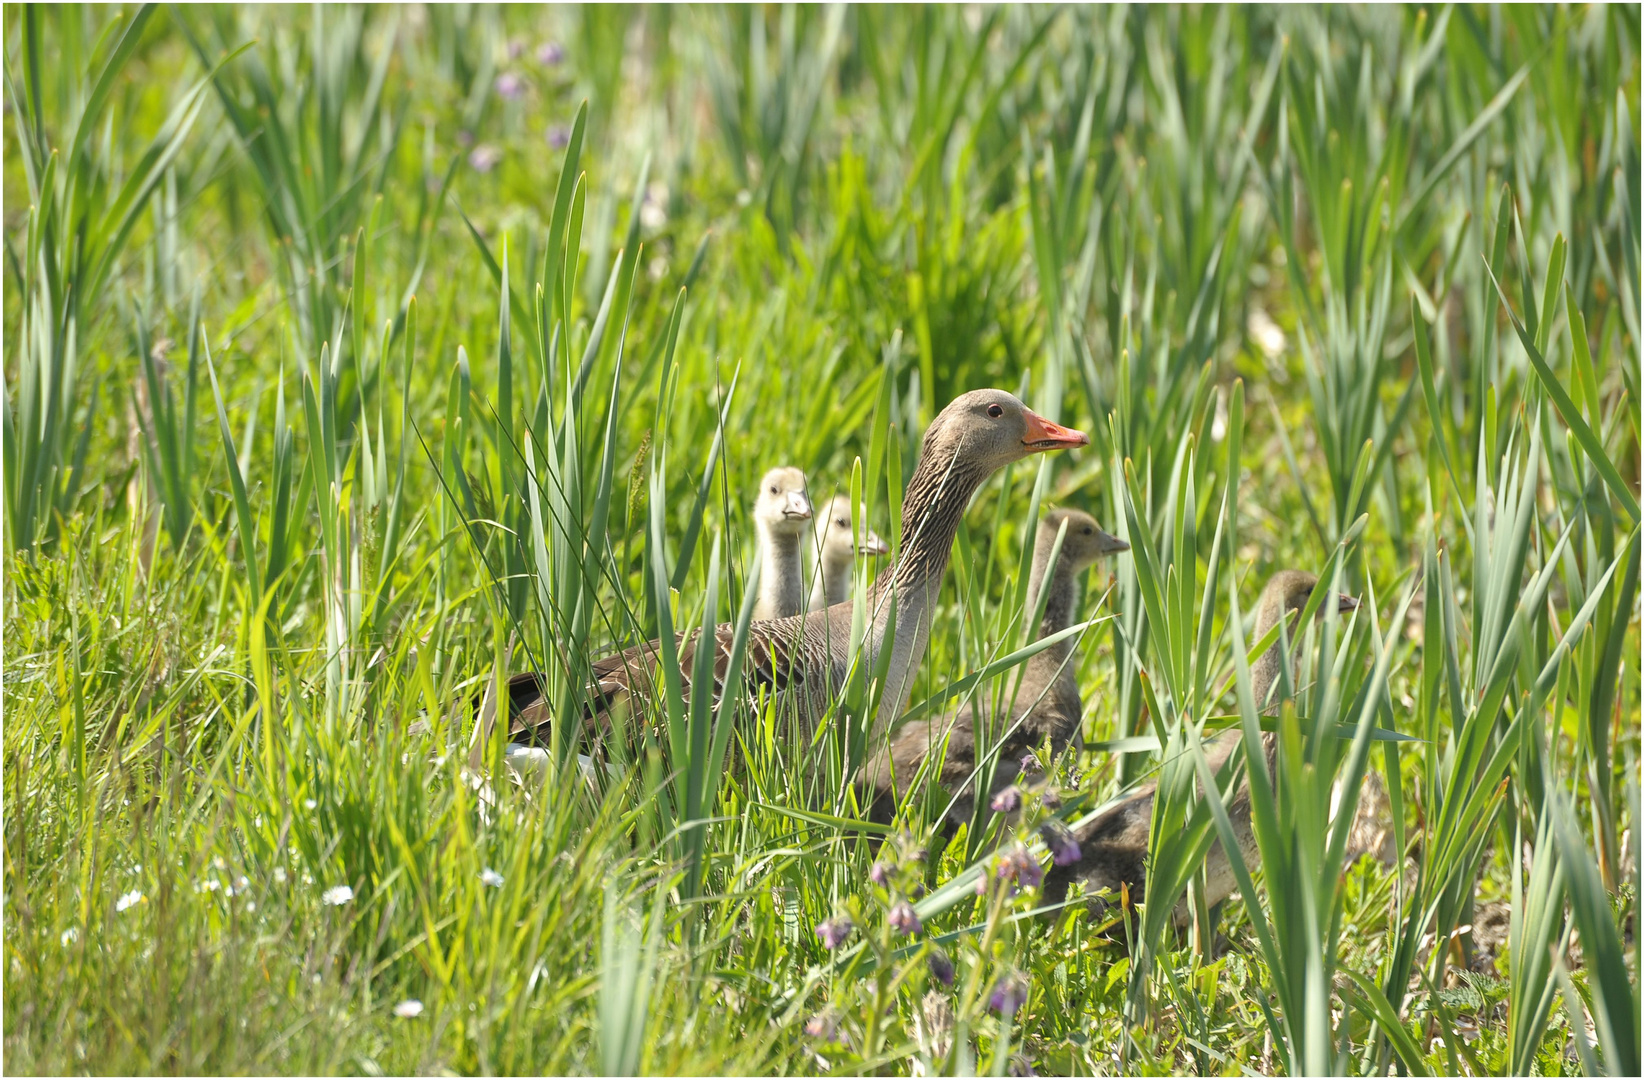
4,4,1639,1074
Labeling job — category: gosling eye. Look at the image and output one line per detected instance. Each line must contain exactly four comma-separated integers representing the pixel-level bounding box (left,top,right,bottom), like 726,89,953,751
987,403,1004,418
1083,527,1093,535
770,485,779,494
836,518,848,528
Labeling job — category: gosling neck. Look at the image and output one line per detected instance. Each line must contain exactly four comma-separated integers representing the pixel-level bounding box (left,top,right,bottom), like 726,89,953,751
1250,587,1300,714
1025,530,1081,670
754,520,805,621
813,541,855,609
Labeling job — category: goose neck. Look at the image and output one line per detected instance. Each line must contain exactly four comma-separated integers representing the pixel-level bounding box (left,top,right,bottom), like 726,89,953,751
859,446,990,736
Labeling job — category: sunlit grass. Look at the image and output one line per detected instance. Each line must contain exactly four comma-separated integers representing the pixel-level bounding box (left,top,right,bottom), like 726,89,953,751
4,4,1640,1075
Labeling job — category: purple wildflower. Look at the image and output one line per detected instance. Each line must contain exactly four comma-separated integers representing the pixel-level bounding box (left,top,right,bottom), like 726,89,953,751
1040,787,1063,810
495,72,526,101
468,144,502,173
506,38,525,61
1019,752,1043,777
815,915,853,950
887,901,921,936
1015,849,1044,890
1040,821,1081,866
1008,1053,1037,1077
989,971,1029,1015
990,785,1023,814
546,125,571,150
995,845,1043,890
804,1010,839,1040
536,41,565,65
927,948,956,987
868,860,892,887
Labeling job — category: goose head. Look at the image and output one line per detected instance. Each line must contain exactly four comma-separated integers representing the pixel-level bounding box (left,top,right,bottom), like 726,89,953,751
922,390,1090,472
1041,508,1129,570
754,467,813,537
816,495,890,561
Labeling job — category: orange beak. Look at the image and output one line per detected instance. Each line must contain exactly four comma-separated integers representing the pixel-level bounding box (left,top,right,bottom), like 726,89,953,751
1021,409,1090,451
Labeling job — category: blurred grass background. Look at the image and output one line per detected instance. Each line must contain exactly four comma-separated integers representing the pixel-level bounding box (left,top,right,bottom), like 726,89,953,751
3,4,1640,1074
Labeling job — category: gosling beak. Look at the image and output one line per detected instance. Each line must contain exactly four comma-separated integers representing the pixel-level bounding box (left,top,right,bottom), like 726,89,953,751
1097,528,1130,555
783,493,813,521
1021,409,1090,451
1337,594,1360,613
858,529,890,557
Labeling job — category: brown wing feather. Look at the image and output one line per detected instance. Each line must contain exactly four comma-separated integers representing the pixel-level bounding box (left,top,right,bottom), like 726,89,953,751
501,615,815,749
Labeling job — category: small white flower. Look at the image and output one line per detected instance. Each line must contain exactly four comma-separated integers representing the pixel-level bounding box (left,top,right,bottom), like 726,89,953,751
237,876,250,891
393,999,425,1018
245,901,256,913
273,867,287,884
253,816,263,829
116,890,144,912
304,799,318,810
212,856,226,871
302,873,314,885
131,864,142,875
479,868,505,888
1248,308,1287,360
60,927,78,946
197,878,220,893
321,885,354,906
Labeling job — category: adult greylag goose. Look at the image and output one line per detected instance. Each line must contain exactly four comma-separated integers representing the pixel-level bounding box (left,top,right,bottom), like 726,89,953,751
1041,569,1357,919
750,467,814,622
500,390,1089,749
859,508,1128,826
808,495,890,611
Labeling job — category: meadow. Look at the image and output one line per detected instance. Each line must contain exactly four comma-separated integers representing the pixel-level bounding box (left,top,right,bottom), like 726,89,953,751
3,4,1640,1075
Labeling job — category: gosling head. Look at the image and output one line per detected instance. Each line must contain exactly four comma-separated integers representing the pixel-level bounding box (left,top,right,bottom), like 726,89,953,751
1040,508,1129,571
753,467,812,537
815,495,890,562
1262,569,1360,625
923,390,1090,472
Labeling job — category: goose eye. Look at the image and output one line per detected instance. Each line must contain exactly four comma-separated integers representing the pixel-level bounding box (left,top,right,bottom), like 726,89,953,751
987,403,1004,418
769,486,779,494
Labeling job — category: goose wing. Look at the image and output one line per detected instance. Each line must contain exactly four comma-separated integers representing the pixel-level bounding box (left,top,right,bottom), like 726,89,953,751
502,611,825,746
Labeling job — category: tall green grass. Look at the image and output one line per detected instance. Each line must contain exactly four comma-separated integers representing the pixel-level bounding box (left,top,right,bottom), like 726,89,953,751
5,5,1639,1075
